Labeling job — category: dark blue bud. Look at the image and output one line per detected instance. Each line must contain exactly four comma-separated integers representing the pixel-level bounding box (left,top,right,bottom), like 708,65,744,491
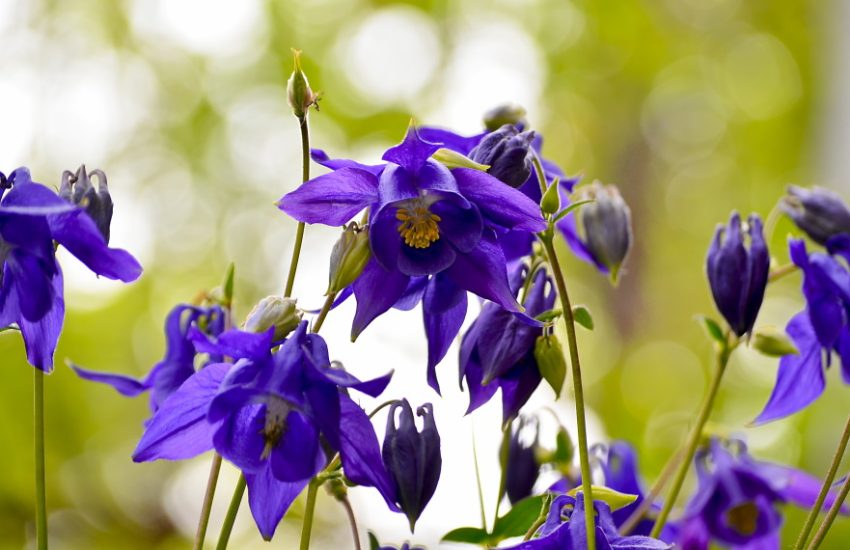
781,186,850,246
382,400,441,532
577,182,633,281
706,212,769,337
469,124,534,188
505,416,540,504
59,165,113,243
483,104,527,131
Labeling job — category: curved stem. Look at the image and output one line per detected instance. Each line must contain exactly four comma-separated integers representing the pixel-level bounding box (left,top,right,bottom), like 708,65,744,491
193,453,223,550
283,115,311,298
34,368,48,550
807,470,850,549
540,235,596,550
619,447,684,535
340,496,362,550
523,514,546,541
649,339,734,538
299,478,320,550
216,474,246,550
311,292,336,334
793,413,850,549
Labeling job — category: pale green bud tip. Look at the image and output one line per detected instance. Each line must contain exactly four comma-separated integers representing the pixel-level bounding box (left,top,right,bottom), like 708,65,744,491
328,223,371,294
287,49,319,118
752,325,799,357
244,296,302,340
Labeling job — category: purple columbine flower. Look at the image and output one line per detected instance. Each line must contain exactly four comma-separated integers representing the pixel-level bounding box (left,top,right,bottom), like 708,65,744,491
706,212,769,337
468,124,535,189
460,264,555,423
781,186,850,246
279,125,546,392
132,321,396,539
504,493,671,550
0,167,142,371
504,415,541,504
382,399,441,531
754,238,850,423
677,438,846,549
72,303,226,412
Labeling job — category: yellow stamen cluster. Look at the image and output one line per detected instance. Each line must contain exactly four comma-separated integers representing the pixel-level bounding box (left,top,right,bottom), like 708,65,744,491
396,206,441,249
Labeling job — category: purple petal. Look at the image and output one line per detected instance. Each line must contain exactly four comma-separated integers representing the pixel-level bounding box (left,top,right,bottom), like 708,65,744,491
445,232,521,312
310,148,384,176
397,238,457,277
500,356,542,423
452,167,546,232
393,277,428,311
213,404,267,473
351,259,410,339
377,164,419,206
246,463,310,541
71,363,149,396
416,127,484,155
382,126,442,174
758,461,850,513
270,411,326,482
0,175,78,215
8,250,57,322
423,274,468,393
278,167,379,225
431,200,483,253
754,312,825,424
338,394,400,512
16,270,64,372
190,326,274,361
370,207,402,271
132,363,229,462
461,348,499,415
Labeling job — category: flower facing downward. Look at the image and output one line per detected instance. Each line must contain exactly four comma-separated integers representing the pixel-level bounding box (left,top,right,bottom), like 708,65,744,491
382,399,441,532
781,186,850,246
575,182,633,281
469,124,535,189
504,415,541,505
59,165,113,242
706,212,769,337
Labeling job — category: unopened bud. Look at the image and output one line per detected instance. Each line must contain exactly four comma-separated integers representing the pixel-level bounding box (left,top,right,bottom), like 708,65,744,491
59,165,113,242
328,223,371,294
469,125,534,188
781,186,850,245
576,181,633,281
483,104,527,132
244,296,302,340
534,334,566,397
287,49,319,119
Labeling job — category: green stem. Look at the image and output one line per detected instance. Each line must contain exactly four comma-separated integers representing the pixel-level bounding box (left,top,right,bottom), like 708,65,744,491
312,292,336,334
216,474,246,550
283,115,311,298
471,428,488,532
540,235,596,550
768,263,798,283
649,338,734,538
194,453,223,550
530,152,549,197
807,469,850,549
34,368,48,550
299,478,321,550
619,447,684,535
793,413,850,549
339,496,362,550
523,514,546,541
494,420,512,525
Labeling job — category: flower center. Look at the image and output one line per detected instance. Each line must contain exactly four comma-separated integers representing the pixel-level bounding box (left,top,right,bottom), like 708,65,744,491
261,396,293,460
726,501,759,536
396,206,441,249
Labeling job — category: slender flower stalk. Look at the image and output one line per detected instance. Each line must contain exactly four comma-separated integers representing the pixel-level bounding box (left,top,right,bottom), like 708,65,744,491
649,334,736,538
34,369,47,550
194,454,223,550
471,428,488,532
340,496,362,550
540,234,596,550
793,413,850,549
807,470,850,549
312,292,336,334
299,478,321,550
284,116,311,298
215,475,247,550
768,262,798,283
618,447,685,535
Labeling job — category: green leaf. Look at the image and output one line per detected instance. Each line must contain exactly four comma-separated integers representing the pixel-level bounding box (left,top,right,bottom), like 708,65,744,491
752,326,798,357
572,305,594,330
432,148,490,171
441,526,490,545
552,198,595,224
696,315,725,344
534,335,567,397
567,485,637,511
491,495,546,539
222,262,235,308
368,532,381,550
533,308,562,323
540,177,561,215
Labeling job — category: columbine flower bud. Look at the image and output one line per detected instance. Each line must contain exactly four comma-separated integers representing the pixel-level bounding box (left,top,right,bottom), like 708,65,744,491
244,296,302,340
469,125,534,188
576,181,633,281
781,186,850,245
328,223,371,294
706,212,769,337
59,165,113,242
503,416,541,504
287,49,319,119
382,400,441,532
483,104,527,131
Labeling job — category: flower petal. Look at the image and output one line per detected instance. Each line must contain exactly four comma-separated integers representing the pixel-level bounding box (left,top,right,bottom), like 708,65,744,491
452,167,546,232
278,167,379,225
351,259,410,339
382,126,442,174
446,232,521,312
431,200,482,254
310,148,384,175
270,410,326,482
423,274,468,392
71,364,149,397
397,238,457,277
213,404,267,473
16,270,64,372
246,463,310,541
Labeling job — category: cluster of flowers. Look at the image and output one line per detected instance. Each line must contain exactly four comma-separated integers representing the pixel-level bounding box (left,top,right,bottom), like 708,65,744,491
8,54,850,550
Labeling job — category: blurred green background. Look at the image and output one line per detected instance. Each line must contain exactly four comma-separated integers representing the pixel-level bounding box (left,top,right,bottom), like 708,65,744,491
2,0,849,548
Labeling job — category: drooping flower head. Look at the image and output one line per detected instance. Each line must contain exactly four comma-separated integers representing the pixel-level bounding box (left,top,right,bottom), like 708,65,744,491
73,303,227,412
460,263,556,423
504,415,541,505
781,186,850,246
505,493,671,549
574,182,633,280
279,124,546,391
706,212,769,337
677,438,846,549
59,165,113,242
132,321,397,539
0,167,141,371
382,399,441,531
